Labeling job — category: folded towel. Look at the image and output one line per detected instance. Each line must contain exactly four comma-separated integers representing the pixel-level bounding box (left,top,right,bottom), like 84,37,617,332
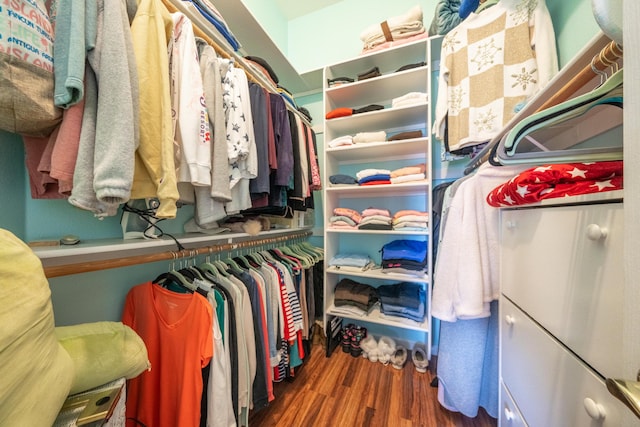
353,131,387,144
391,163,426,177
328,135,354,148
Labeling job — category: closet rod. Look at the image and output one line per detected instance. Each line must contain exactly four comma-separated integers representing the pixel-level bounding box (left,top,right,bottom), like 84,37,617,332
43,230,312,278
161,0,312,128
535,41,622,113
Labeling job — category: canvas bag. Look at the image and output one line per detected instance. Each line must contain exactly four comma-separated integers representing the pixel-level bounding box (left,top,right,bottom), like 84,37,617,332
0,0,61,136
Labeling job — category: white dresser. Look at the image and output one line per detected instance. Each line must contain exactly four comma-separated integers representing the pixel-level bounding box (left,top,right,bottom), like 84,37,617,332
498,194,629,426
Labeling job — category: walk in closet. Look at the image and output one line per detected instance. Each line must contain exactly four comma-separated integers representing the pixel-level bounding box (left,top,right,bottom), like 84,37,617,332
1,0,639,426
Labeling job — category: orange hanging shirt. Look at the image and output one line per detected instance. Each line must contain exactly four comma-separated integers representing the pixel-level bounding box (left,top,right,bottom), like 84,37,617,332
122,282,213,427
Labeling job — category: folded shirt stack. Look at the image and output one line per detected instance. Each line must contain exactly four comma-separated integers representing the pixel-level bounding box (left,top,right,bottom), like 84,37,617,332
390,163,426,184
353,130,387,144
391,91,428,108
377,281,426,322
327,135,354,148
334,278,379,315
392,209,429,231
356,168,391,186
380,239,428,277
358,207,392,230
328,253,375,271
329,207,362,229
359,5,425,51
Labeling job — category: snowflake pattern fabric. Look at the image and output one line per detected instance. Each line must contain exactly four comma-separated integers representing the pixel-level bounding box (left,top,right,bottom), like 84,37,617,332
486,161,623,207
433,0,558,152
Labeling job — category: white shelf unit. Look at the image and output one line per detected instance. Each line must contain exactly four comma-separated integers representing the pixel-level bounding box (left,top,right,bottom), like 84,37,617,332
322,37,442,359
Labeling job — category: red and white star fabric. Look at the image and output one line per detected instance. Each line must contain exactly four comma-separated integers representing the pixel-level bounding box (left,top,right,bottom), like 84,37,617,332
486,161,623,207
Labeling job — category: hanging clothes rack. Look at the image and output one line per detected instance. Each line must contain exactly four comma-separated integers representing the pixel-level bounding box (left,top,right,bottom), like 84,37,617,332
161,0,313,128
462,31,619,175
42,230,313,278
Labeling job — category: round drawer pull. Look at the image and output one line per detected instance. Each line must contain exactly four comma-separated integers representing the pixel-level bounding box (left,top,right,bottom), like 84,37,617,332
504,406,515,421
586,224,608,241
505,315,515,326
583,397,606,420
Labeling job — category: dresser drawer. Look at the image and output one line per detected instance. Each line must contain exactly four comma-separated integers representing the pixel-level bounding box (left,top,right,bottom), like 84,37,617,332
500,382,527,427
500,202,623,379
501,297,625,427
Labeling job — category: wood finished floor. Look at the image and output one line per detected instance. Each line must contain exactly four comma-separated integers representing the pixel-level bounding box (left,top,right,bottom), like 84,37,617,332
249,343,497,427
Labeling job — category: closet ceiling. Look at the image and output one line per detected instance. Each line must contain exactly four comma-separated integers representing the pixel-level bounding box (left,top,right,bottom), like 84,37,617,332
213,0,326,95
274,0,344,20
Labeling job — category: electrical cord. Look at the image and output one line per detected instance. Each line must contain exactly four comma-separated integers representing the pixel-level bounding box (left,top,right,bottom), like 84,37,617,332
121,201,185,251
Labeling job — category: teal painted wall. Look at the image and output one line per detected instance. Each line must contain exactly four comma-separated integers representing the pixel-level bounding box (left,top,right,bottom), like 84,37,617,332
241,0,290,54
287,0,438,73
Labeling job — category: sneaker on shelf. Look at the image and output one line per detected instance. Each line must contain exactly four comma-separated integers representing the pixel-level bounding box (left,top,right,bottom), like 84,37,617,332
341,323,355,353
349,326,367,358
360,334,378,362
377,336,396,365
391,345,408,370
412,345,429,373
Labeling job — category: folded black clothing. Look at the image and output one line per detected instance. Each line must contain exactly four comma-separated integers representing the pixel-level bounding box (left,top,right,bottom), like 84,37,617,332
357,66,381,81
334,277,378,309
396,62,426,72
245,55,279,83
388,130,424,141
329,174,358,185
358,223,393,230
353,104,385,114
328,76,355,86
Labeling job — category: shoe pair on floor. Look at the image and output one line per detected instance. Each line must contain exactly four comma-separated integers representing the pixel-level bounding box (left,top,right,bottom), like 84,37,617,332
360,335,408,369
341,324,367,357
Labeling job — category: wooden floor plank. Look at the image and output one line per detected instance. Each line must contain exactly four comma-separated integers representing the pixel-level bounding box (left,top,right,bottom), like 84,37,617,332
249,343,497,427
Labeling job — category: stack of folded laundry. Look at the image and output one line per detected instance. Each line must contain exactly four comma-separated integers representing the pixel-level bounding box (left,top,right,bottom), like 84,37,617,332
329,207,361,229
327,135,354,148
390,163,426,184
356,168,391,185
392,92,428,108
333,277,379,316
392,209,429,231
377,281,426,322
328,253,375,272
358,207,393,230
359,5,426,52
380,239,428,276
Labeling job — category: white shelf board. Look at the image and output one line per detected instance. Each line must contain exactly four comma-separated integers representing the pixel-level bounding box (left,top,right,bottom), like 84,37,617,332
326,228,428,236
326,266,429,284
324,37,430,78
325,66,429,107
326,137,429,163
34,227,313,268
325,180,429,197
325,103,428,136
326,304,429,332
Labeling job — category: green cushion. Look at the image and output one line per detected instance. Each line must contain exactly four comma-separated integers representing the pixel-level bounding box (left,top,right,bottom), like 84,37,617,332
0,229,74,426
56,321,150,395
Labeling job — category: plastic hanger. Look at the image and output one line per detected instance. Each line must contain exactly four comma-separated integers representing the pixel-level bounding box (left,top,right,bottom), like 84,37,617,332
497,69,623,164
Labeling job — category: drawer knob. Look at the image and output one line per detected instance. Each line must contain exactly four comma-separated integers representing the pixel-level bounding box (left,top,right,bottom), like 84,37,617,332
505,220,517,230
505,315,515,326
504,407,516,421
586,224,608,241
583,397,606,420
